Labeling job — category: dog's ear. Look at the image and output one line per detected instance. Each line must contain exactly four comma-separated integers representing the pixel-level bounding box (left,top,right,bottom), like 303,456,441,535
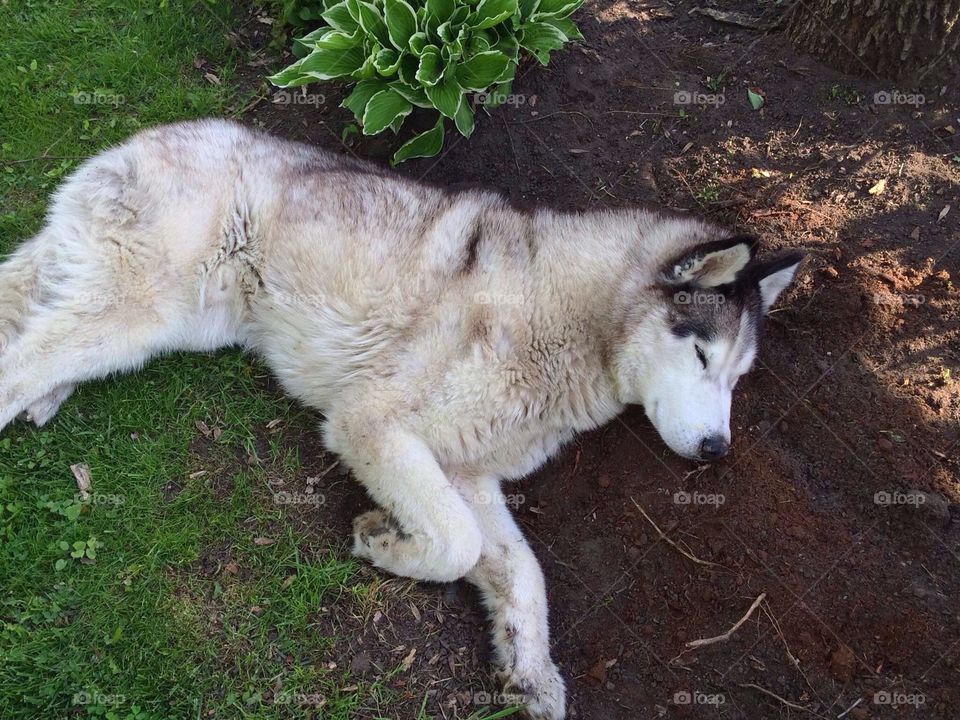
663,235,757,288
748,251,804,313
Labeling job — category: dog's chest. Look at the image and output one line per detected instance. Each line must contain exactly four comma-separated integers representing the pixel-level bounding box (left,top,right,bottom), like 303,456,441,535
414,339,621,480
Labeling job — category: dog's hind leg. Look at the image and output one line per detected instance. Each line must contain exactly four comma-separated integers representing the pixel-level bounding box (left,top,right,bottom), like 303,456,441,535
0,231,50,355
0,134,248,432
0,302,172,431
461,476,565,720
21,383,76,426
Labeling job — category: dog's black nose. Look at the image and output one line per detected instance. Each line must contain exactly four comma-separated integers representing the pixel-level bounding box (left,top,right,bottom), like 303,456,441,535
700,436,729,461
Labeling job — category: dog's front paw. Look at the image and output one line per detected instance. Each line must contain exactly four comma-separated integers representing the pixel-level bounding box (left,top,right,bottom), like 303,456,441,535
500,661,566,720
352,509,396,557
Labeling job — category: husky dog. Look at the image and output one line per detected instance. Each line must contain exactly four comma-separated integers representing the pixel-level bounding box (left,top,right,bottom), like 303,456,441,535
0,120,801,719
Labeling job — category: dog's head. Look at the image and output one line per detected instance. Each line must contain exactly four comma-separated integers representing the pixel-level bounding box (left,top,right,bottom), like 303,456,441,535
613,235,802,461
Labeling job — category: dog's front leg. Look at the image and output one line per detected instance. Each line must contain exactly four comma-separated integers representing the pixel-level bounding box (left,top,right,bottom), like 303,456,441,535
324,410,482,582
463,477,566,720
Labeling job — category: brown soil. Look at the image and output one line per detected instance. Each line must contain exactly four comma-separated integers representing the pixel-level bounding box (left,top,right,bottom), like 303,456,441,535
212,1,960,717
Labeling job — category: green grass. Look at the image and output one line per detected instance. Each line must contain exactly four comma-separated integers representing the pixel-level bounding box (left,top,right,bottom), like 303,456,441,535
0,2,387,718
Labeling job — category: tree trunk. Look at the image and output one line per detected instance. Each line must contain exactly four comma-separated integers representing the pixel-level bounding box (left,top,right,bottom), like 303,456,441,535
785,0,960,84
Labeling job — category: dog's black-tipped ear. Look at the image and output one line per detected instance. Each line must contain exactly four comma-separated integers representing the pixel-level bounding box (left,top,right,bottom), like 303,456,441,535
663,235,758,288
750,251,804,313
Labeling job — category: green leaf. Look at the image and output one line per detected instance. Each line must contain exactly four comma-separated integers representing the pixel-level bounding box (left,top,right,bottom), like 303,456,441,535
314,29,363,50
519,0,540,19
426,0,455,23
268,57,313,88
438,20,457,44
450,5,470,25
424,74,464,118
362,88,414,134
392,116,446,164
416,46,443,86
373,47,403,75
465,34,492,56
409,31,429,55
747,88,765,110
483,78,513,107
322,1,360,32
385,0,418,51
308,46,369,79
294,27,334,55
343,79,390,121
345,0,362,22
492,32,520,61
357,1,391,47
455,50,511,91
453,96,476,137
532,0,582,19
498,59,517,83
390,81,432,107
385,115,404,134
342,123,361,142
543,16,583,40
55,559,67,571
398,53,420,84
519,21,567,64
351,52,379,80
442,33,464,64
468,0,519,30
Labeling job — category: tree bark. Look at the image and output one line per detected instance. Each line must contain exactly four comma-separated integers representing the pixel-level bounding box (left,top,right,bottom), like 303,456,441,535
785,0,960,84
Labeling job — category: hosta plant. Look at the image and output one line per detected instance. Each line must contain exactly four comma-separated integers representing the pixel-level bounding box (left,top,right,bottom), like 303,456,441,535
269,0,583,164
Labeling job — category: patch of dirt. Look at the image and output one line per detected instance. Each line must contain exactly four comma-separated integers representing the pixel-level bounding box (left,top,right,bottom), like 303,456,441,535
209,1,960,717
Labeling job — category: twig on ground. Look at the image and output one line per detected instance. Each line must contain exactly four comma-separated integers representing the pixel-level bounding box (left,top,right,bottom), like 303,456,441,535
502,114,521,176
837,697,862,718
738,683,810,712
685,593,766,649
762,602,822,702
316,460,341,479
507,110,593,125
689,7,772,30
630,497,720,568
1,155,84,166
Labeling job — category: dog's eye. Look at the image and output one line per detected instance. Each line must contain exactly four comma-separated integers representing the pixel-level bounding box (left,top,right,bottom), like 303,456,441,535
695,345,707,369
